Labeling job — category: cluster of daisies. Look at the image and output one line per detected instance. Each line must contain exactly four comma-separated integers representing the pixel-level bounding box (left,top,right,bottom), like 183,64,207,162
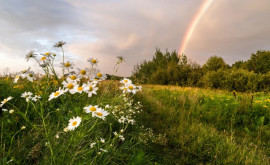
21,92,41,102
119,78,142,94
48,73,103,101
14,68,36,83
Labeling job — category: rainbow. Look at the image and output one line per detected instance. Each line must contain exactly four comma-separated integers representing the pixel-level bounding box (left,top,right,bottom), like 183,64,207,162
178,0,215,55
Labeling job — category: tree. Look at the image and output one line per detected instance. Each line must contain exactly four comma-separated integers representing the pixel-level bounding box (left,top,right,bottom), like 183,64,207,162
244,50,270,74
202,56,227,72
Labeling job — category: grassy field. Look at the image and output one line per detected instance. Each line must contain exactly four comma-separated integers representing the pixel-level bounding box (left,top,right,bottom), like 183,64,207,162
135,85,270,164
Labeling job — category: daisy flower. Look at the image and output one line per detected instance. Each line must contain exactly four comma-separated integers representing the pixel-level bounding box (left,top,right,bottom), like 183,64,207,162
90,142,96,148
96,73,107,81
14,75,20,83
61,61,74,69
21,92,33,102
77,68,89,78
66,74,80,82
0,96,13,107
83,82,98,97
73,85,84,94
83,105,99,114
120,78,132,84
9,109,14,114
48,88,65,101
126,84,138,94
87,57,99,66
31,95,41,102
25,71,36,82
62,80,77,94
68,116,81,131
93,109,109,120
100,138,105,143
119,86,128,93
40,56,47,62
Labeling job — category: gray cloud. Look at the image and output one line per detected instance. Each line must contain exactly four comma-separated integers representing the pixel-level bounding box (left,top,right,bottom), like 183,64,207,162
0,0,270,76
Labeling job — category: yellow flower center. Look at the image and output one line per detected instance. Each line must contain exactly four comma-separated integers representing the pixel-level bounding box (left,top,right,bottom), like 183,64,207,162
96,112,103,116
41,57,46,61
123,87,127,90
80,70,86,75
124,80,128,83
16,76,19,79
90,107,96,112
72,121,77,126
91,59,97,64
28,74,33,77
3,99,7,103
89,86,93,91
78,87,83,91
54,92,60,97
97,73,102,77
65,62,71,67
128,86,133,90
45,52,51,56
67,84,74,89
70,75,76,80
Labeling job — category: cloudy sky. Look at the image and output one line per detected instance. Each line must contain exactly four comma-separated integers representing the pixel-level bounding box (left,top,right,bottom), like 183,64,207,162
0,0,270,76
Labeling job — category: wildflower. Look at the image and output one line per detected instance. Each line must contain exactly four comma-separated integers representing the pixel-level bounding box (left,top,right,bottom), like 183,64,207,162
113,131,118,136
120,78,132,84
21,126,26,130
100,138,105,143
84,105,99,114
105,105,110,109
40,56,47,61
62,80,77,94
2,109,8,112
126,84,138,94
14,75,20,83
77,68,89,78
54,41,66,48
9,109,14,114
31,95,41,102
48,88,65,101
90,142,96,148
21,92,33,102
83,82,98,97
120,129,124,133
26,71,36,82
116,56,124,64
67,74,80,82
119,135,125,141
25,51,36,61
73,85,84,94
0,96,13,107
118,116,126,123
96,73,107,81
55,134,59,138
88,57,99,65
68,116,81,131
100,148,108,152
64,127,69,132
61,61,74,69
120,86,128,93
93,109,109,120
44,52,51,56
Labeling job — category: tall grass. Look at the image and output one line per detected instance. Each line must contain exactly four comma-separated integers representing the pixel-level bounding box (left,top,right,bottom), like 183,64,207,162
136,85,270,164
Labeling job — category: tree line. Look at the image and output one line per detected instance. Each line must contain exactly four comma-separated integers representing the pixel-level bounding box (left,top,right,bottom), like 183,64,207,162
132,49,270,92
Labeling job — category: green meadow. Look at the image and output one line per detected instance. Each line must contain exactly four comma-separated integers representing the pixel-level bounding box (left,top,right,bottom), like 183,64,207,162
1,45,270,164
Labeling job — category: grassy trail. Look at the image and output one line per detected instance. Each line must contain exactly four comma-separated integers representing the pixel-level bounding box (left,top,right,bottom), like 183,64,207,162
136,85,270,164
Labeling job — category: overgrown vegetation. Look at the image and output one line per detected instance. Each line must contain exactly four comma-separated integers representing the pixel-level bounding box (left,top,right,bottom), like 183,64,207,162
132,49,270,92
135,85,270,164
